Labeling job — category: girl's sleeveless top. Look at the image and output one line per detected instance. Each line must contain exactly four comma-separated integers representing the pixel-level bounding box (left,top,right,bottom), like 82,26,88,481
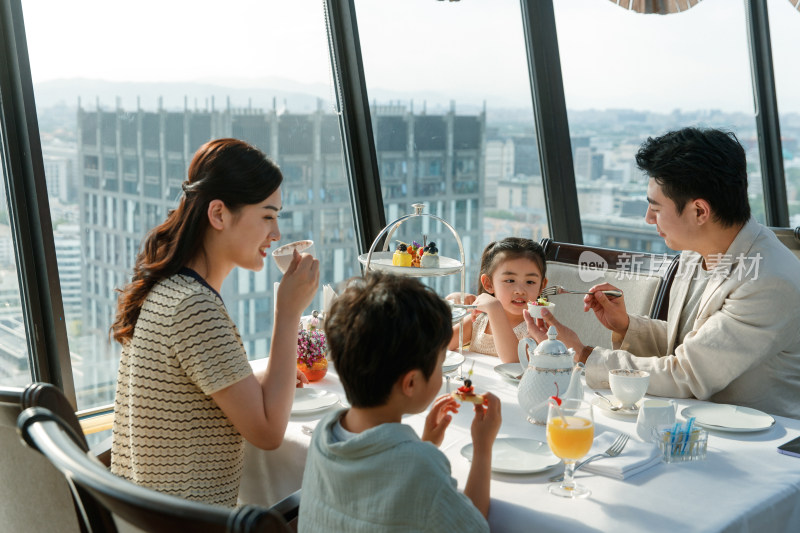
469,312,528,357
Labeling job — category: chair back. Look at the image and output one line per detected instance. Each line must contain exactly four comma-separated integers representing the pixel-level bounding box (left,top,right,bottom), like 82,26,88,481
0,385,84,533
540,239,678,348
769,226,800,260
17,403,296,533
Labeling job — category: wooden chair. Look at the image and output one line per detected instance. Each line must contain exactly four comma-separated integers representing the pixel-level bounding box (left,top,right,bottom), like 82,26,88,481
540,238,679,348
17,384,299,533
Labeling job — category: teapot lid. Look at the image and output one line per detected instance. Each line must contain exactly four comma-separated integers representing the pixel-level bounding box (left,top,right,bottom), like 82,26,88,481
533,325,569,356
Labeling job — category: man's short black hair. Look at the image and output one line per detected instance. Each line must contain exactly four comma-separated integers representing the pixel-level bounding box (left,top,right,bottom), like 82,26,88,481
636,127,750,227
324,272,452,408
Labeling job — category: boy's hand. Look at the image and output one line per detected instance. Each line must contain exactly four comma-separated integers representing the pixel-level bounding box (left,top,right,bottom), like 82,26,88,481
470,392,501,454
422,394,460,447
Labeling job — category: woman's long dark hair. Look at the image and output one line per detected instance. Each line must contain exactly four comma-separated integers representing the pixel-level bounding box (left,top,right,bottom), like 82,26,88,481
111,138,283,344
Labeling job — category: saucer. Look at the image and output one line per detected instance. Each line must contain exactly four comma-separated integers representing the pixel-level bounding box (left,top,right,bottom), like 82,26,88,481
592,395,641,418
681,404,775,433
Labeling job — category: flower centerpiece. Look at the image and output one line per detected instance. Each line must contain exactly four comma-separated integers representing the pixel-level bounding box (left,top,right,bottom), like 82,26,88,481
297,311,328,382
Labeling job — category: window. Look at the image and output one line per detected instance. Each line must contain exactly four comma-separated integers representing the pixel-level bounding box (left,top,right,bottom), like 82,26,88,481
767,0,800,225
0,149,31,386
356,0,546,295
23,0,356,410
555,0,765,252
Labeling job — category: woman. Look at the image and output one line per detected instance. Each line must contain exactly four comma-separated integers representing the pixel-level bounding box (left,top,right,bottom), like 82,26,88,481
110,138,319,507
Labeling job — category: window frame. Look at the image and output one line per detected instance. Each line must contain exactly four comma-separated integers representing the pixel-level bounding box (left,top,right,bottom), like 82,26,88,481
0,0,76,405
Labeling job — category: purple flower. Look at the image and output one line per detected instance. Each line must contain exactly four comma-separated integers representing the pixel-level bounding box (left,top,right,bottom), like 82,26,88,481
297,325,328,367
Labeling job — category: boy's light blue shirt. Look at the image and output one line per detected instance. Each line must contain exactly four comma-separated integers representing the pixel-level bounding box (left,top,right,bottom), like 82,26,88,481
299,409,489,533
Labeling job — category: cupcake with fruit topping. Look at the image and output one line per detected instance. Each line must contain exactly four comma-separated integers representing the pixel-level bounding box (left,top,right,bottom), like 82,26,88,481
392,243,413,267
420,241,439,268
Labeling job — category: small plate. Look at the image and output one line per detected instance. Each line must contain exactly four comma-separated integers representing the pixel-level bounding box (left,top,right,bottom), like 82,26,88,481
291,388,340,415
443,350,466,374
358,252,463,276
681,404,775,433
461,438,559,474
592,395,641,418
494,363,523,383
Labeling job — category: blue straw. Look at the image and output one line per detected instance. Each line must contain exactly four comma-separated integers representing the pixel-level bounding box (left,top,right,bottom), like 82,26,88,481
681,417,696,456
669,422,680,457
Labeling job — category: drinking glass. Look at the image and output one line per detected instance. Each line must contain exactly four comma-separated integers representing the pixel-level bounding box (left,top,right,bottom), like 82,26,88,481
546,398,594,498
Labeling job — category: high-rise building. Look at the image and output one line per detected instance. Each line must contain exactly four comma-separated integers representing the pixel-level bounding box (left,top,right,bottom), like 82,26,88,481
76,100,486,400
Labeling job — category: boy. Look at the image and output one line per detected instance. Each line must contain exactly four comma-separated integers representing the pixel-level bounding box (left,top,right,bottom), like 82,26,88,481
299,272,501,532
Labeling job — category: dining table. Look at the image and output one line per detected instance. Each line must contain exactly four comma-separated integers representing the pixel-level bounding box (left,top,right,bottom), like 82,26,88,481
240,352,800,533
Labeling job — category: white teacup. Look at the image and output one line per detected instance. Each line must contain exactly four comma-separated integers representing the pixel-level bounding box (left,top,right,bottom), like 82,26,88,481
527,301,556,319
272,240,315,273
608,369,650,409
636,399,677,442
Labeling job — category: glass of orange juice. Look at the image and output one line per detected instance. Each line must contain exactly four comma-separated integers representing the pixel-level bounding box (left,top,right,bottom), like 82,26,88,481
546,398,594,498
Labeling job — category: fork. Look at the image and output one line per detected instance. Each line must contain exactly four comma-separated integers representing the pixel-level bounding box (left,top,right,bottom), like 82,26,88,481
540,285,623,298
548,433,630,482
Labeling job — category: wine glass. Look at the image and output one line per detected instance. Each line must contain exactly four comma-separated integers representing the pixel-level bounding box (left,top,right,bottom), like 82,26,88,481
546,398,594,499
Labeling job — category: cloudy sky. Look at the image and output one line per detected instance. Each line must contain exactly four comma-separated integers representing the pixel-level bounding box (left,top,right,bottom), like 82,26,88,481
21,0,800,114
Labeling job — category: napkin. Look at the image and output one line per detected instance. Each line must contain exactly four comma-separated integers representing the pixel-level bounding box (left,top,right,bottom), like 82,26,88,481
323,284,338,315
581,432,662,480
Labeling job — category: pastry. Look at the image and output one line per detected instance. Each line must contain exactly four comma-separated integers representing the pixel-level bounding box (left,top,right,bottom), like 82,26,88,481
420,241,439,268
392,243,412,266
450,379,485,404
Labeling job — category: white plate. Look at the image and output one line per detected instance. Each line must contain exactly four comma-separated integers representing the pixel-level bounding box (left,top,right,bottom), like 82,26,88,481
494,363,523,383
591,395,641,418
291,388,340,415
358,252,463,276
461,438,560,474
681,404,775,432
443,350,466,374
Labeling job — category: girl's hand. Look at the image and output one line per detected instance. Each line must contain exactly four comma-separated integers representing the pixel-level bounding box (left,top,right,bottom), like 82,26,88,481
446,292,477,306
276,249,320,317
583,283,629,337
473,293,501,314
422,394,460,447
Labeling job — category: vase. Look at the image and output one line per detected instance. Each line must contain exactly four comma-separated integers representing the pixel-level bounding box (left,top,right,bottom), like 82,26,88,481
298,357,328,382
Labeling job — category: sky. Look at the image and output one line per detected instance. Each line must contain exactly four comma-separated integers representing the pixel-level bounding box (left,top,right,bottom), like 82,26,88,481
19,0,800,114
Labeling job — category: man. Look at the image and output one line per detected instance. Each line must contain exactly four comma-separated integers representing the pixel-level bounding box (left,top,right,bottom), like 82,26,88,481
527,127,800,419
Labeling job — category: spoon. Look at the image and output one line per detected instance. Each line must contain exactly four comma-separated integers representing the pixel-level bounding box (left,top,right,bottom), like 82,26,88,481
594,391,622,411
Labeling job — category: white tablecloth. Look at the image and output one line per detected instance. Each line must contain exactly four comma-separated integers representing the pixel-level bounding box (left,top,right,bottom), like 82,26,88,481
241,354,800,533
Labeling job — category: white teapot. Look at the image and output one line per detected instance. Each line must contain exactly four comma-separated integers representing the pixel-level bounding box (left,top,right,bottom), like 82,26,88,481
517,326,583,425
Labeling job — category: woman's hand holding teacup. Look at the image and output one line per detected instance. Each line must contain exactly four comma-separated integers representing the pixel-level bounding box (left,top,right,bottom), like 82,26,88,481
276,249,319,317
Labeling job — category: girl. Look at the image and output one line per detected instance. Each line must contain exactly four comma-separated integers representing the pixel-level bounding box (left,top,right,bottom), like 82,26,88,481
110,138,319,507
449,238,547,364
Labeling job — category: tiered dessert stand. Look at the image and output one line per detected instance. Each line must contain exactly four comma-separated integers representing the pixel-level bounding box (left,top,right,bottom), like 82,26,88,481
358,203,469,382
